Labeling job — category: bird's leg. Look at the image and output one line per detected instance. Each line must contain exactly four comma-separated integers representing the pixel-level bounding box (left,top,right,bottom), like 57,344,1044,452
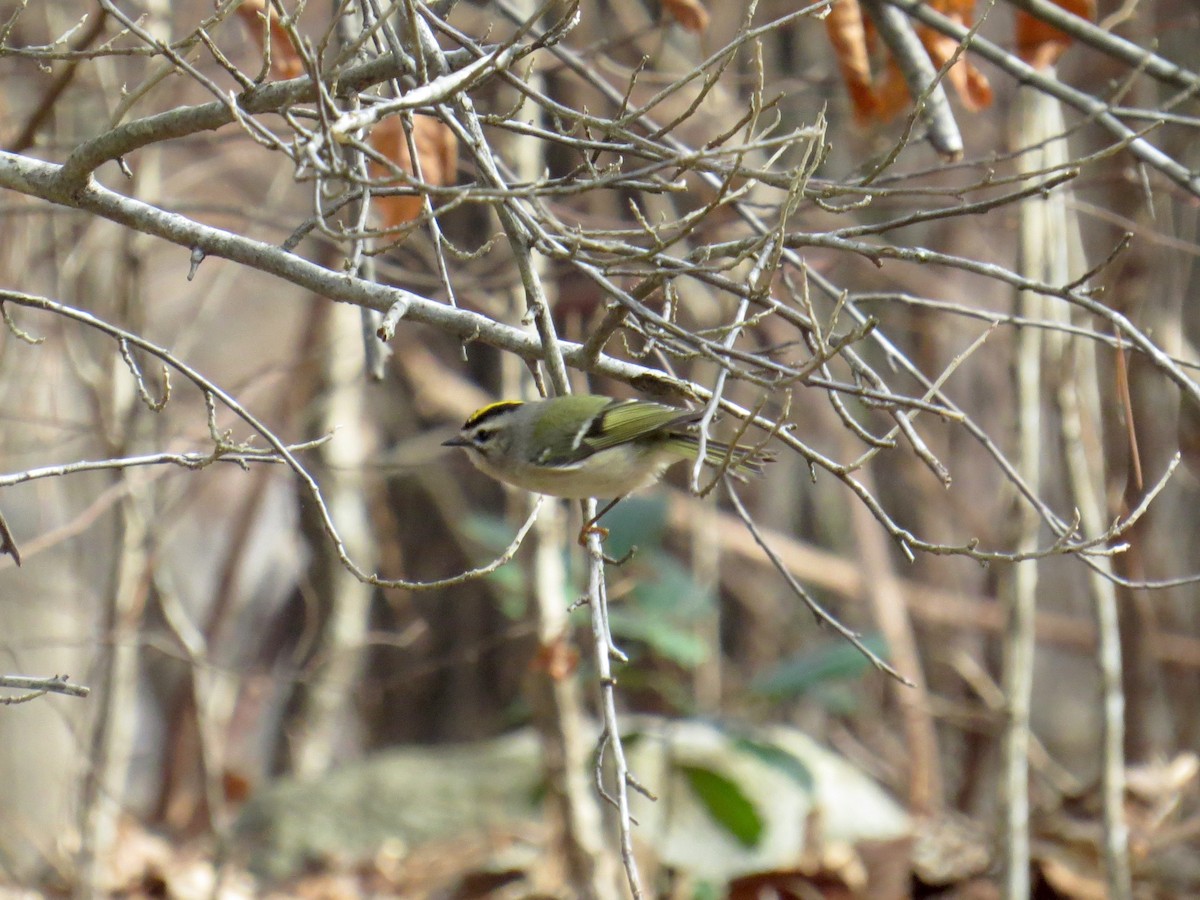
578,501,638,564
577,495,624,546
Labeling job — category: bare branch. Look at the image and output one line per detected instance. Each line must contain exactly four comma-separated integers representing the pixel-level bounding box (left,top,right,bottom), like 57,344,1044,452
0,674,91,701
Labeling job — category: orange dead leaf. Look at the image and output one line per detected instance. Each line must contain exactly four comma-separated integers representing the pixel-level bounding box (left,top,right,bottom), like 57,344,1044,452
876,58,915,121
221,768,253,805
921,2,993,111
827,0,991,123
825,0,880,123
920,26,993,112
368,115,458,230
530,636,580,681
663,0,710,34
1016,0,1096,70
236,0,304,80
931,0,978,17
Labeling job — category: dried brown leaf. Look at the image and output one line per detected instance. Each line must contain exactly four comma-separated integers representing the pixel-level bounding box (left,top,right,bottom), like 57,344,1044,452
827,0,991,122
235,0,305,80
530,635,581,681
825,0,880,123
222,767,254,805
934,0,978,17
920,27,993,111
1016,0,1097,70
663,0,711,34
875,58,914,122
368,115,458,229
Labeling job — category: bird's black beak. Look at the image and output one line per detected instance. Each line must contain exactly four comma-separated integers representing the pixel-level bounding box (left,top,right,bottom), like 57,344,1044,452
441,435,470,448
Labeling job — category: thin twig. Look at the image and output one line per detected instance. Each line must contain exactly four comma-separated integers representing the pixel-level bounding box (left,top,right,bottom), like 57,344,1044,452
0,674,91,701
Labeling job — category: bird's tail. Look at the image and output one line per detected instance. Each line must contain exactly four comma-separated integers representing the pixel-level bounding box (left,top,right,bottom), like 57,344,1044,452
675,433,773,477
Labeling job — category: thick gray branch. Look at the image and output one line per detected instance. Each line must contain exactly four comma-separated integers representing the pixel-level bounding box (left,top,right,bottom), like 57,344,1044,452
55,51,474,190
885,0,1200,198
1004,0,1200,93
0,152,682,394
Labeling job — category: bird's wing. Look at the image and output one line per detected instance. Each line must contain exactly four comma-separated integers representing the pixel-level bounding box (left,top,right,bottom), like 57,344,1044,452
577,399,700,455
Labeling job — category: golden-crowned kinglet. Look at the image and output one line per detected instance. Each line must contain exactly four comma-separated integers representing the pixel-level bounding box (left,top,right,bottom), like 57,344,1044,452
442,394,767,499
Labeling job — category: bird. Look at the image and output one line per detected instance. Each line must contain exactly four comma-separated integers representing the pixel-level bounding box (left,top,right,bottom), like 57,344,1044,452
441,393,768,502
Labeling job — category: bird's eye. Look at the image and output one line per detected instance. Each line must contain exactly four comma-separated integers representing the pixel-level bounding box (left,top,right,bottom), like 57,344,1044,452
474,428,495,445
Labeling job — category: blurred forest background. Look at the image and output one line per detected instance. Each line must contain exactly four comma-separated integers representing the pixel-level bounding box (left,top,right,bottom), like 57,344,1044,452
2,0,1200,897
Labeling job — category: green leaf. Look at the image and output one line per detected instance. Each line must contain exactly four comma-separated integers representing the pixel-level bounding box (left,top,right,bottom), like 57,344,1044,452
678,764,764,848
596,495,668,559
618,729,646,750
731,736,814,791
750,633,889,699
606,608,709,668
462,512,522,551
484,558,525,594
603,547,715,671
459,513,532,616
631,553,713,618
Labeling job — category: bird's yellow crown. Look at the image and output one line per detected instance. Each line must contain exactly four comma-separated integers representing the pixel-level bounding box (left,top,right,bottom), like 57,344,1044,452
461,400,523,429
